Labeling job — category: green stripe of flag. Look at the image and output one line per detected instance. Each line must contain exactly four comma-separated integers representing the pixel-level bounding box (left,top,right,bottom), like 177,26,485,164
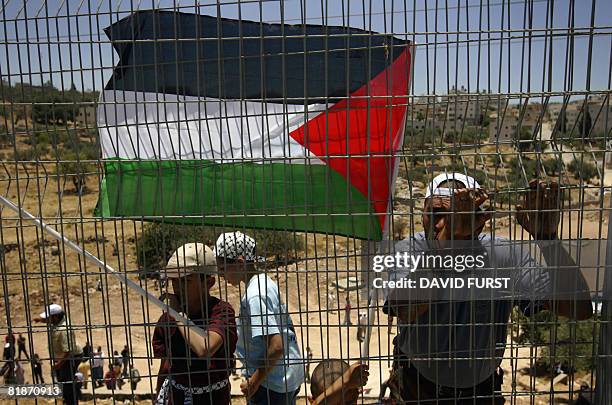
96,160,382,240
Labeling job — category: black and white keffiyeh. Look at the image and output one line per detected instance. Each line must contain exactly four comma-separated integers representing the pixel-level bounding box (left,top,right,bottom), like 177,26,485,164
214,231,264,262
155,377,229,405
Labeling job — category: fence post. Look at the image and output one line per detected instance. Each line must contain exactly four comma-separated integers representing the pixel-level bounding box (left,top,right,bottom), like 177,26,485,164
360,240,378,359
595,198,612,404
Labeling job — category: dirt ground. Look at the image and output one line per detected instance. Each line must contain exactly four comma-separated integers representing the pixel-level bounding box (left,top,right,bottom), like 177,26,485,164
0,160,607,404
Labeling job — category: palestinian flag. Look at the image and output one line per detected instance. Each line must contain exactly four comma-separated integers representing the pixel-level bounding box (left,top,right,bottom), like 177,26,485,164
96,10,412,240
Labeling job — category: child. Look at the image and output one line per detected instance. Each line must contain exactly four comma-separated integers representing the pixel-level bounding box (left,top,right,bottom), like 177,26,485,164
309,361,369,405
215,232,304,405
152,243,237,405
77,359,91,389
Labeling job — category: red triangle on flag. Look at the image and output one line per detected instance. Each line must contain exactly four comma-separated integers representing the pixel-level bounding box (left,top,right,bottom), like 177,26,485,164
289,46,411,233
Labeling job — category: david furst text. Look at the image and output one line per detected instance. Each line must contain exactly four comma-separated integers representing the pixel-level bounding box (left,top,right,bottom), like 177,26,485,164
372,251,511,291
373,277,512,290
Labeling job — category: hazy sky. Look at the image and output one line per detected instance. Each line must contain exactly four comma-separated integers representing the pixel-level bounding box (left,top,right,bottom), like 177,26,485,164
1,0,610,102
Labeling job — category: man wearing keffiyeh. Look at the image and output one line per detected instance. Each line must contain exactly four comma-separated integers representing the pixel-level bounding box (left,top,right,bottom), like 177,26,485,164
383,172,592,404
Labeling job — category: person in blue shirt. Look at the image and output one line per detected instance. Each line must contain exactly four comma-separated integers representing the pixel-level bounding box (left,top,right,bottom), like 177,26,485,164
215,231,305,405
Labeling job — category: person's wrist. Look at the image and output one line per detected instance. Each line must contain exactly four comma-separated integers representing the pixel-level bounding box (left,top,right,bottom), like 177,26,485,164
249,375,261,391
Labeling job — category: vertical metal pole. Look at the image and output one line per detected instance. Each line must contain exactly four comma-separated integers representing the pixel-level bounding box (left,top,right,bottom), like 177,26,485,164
360,239,377,359
595,198,612,404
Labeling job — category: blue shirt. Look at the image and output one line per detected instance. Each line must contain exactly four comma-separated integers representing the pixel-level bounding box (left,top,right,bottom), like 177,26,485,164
236,274,304,393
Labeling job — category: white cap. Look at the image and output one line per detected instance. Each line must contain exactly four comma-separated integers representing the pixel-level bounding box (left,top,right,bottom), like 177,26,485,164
214,231,265,262
39,304,63,319
425,172,484,210
164,243,216,279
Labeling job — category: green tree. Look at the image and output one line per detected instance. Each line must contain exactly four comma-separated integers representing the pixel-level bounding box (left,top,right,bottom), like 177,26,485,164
541,158,563,176
514,127,547,152
56,149,94,194
30,84,78,124
514,127,533,152
567,158,598,181
578,109,592,137
135,224,305,277
405,165,428,184
512,308,598,373
480,114,490,127
404,128,441,150
443,127,486,145
0,131,15,147
509,156,564,185
508,157,538,196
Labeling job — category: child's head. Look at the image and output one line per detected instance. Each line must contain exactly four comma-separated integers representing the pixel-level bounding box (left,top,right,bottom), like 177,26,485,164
311,360,360,404
214,232,263,286
165,243,217,316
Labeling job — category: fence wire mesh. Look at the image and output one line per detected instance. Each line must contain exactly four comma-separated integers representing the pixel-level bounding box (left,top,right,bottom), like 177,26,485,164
0,0,610,404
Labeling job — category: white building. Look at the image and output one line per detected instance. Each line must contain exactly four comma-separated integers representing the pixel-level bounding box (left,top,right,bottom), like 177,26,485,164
489,103,548,142
439,85,493,126
76,104,96,127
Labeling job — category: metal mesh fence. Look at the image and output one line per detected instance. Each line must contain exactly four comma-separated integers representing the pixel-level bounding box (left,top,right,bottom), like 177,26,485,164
0,0,610,404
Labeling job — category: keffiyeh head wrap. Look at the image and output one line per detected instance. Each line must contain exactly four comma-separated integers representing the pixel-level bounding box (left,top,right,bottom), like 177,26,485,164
425,172,485,210
214,231,265,262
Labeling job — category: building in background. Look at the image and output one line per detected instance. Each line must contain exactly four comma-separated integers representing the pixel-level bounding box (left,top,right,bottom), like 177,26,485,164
440,86,492,126
488,107,519,141
409,88,502,137
586,95,612,137
488,103,550,143
76,104,97,127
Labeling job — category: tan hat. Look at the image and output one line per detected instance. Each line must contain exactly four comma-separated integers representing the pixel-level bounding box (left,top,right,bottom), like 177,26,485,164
163,243,216,279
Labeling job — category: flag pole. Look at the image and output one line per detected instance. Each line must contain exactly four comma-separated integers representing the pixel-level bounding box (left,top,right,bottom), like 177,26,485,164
0,195,207,339
360,43,413,361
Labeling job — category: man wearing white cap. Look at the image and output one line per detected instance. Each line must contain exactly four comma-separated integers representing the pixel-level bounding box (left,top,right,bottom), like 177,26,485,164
422,172,490,240
151,242,237,405
384,173,592,404
35,303,82,404
215,231,304,405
